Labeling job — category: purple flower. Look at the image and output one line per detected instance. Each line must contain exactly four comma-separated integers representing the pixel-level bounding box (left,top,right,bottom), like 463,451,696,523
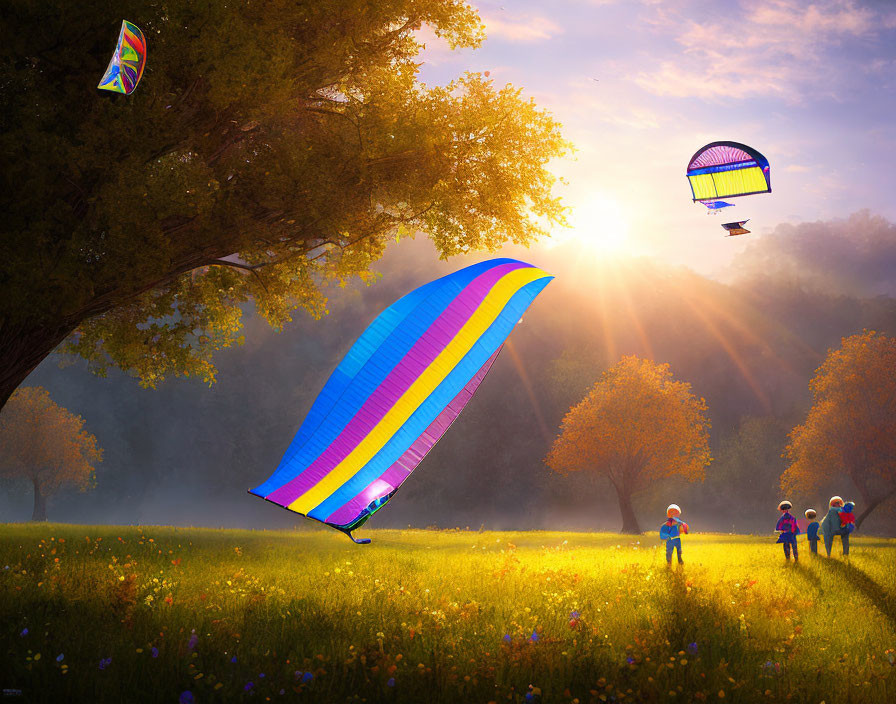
179,692,194,704
295,671,302,679
152,647,159,658
56,654,64,663
279,690,285,695
187,634,198,651
503,634,511,643
688,642,698,656
244,681,254,692
626,657,635,664
99,657,112,670
258,673,265,679
231,656,238,664
302,672,313,683
20,628,28,637
530,630,539,643
387,678,395,687
570,610,580,620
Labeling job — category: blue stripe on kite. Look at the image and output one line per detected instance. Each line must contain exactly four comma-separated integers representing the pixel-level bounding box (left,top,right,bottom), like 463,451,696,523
307,275,553,522
687,161,758,177
250,259,525,497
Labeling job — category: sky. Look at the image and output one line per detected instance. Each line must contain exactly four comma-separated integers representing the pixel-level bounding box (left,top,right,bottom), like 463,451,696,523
417,0,896,275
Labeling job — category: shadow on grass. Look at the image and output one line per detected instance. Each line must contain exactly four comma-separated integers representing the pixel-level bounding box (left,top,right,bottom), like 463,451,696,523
823,559,896,629
790,560,822,590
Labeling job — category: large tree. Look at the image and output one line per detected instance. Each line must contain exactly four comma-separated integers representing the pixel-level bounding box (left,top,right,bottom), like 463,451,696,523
545,356,711,533
0,0,569,409
0,387,102,521
782,330,896,528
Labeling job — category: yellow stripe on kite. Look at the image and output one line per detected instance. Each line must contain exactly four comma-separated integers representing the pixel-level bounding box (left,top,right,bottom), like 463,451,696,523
711,166,767,197
288,266,550,515
689,166,768,200
688,173,718,200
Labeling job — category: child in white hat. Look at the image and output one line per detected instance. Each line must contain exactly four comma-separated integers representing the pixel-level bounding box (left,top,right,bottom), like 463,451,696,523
660,504,689,565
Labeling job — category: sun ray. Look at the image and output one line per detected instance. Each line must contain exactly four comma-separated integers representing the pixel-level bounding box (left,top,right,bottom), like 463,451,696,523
675,287,772,413
504,338,554,446
607,261,655,360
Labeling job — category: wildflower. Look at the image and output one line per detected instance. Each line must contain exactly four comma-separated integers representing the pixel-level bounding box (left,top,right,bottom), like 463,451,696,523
179,692,194,704
688,642,698,656
259,673,265,678
187,634,198,651
152,647,159,658
244,682,254,692
56,654,64,662
627,657,635,664
20,628,28,637
302,672,314,683
530,630,539,643
503,634,511,643
886,649,895,665
570,610,580,620
387,678,395,687
279,689,285,695
99,657,112,670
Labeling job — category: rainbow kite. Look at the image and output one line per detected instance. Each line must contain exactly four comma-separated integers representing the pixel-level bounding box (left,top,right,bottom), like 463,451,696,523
98,20,146,94
250,259,553,542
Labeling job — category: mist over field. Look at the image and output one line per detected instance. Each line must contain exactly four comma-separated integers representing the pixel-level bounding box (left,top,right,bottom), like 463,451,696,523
4,213,895,535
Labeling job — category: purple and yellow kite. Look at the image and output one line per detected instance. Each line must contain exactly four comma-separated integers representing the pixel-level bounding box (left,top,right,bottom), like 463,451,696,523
250,259,553,543
686,141,771,204
98,20,146,94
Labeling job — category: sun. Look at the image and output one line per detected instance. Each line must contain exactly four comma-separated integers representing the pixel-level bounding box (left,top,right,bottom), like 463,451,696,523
550,195,631,253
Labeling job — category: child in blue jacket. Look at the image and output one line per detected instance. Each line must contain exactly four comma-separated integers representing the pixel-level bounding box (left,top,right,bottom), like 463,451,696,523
660,504,689,565
776,500,800,561
804,509,820,554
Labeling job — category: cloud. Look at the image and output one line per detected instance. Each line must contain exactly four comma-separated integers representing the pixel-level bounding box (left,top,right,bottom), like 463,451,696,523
634,0,886,101
562,80,665,129
732,211,896,297
482,13,563,42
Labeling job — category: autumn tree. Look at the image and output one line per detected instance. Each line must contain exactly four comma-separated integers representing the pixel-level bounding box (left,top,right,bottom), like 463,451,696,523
545,356,711,533
0,387,102,521
782,330,896,528
0,0,569,410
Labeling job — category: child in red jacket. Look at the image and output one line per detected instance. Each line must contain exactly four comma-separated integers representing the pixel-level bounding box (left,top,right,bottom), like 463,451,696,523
839,501,856,533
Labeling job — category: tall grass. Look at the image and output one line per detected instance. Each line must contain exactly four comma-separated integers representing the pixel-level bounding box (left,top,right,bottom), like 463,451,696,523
1,525,895,703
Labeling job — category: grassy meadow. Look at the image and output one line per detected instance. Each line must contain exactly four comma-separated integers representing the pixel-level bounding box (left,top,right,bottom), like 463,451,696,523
1,525,895,703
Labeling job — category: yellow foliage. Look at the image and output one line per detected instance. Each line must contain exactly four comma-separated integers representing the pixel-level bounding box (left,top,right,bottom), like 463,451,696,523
782,330,896,517
546,356,711,492
0,387,102,494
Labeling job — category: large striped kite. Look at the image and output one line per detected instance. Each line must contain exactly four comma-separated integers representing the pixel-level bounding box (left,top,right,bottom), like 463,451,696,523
250,259,553,542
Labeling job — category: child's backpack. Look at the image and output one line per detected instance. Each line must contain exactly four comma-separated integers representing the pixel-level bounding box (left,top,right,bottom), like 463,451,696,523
660,523,673,541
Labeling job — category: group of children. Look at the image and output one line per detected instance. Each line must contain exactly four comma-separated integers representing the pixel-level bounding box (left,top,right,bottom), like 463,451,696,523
658,497,856,564
776,496,855,560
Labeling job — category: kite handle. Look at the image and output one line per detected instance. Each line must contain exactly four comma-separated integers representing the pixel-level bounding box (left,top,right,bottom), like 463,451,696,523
348,533,371,545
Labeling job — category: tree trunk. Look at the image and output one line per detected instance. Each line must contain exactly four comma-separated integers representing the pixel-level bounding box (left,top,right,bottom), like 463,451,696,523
0,319,78,412
31,478,47,522
855,485,896,529
613,484,641,534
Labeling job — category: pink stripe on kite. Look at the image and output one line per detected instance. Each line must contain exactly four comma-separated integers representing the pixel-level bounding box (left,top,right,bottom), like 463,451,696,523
324,346,503,526
264,263,527,507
